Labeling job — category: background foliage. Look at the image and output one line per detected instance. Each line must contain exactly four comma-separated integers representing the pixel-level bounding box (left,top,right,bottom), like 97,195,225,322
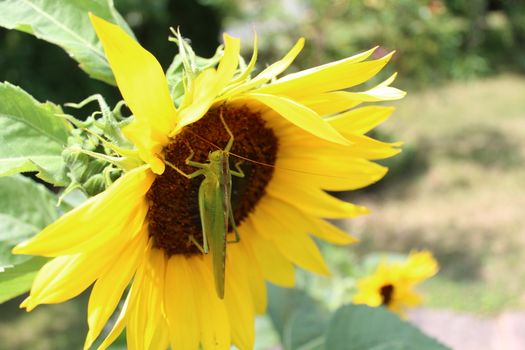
1,0,524,104
220,0,525,87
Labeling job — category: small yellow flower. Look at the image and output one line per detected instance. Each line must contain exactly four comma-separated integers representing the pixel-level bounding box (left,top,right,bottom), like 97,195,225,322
353,251,439,316
13,14,404,350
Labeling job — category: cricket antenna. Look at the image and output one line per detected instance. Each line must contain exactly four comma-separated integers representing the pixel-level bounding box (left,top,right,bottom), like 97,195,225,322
184,129,361,179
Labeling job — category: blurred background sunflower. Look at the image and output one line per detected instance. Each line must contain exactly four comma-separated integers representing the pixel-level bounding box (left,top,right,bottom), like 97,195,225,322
1,0,525,349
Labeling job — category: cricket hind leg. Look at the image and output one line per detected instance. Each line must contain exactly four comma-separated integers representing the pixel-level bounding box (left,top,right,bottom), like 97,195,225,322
226,206,241,244
189,234,208,254
186,186,212,254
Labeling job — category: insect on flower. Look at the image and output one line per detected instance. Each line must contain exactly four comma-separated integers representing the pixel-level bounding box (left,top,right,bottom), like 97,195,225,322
161,106,245,299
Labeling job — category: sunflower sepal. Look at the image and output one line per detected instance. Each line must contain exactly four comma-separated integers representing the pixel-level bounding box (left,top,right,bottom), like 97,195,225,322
60,149,115,200
58,95,145,199
166,30,263,109
166,29,223,106
61,94,134,149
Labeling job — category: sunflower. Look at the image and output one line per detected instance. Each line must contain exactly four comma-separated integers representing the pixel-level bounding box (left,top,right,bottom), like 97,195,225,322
353,251,439,316
13,14,405,350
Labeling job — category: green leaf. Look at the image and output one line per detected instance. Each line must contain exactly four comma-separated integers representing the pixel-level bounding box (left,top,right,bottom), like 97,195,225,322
0,82,69,185
267,284,329,350
0,257,48,304
166,45,222,106
0,175,59,267
0,0,133,85
166,54,186,105
0,175,59,303
325,305,450,350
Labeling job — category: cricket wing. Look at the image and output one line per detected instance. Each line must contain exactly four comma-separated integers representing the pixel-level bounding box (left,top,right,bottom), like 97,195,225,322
200,176,228,299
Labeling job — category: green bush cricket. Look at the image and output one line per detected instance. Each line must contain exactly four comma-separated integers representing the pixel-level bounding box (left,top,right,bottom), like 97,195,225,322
164,109,244,299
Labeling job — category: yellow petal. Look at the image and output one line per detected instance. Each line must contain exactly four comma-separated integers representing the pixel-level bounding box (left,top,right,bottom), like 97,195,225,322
127,248,167,350
216,34,241,90
13,166,153,256
310,219,357,245
278,46,377,81
275,155,388,191
353,290,383,307
243,220,295,287
229,31,258,85
257,196,356,245
23,243,118,310
147,322,170,350
396,289,423,307
164,255,200,350
297,92,362,116
177,34,240,128
122,120,166,174
177,69,219,129
95,285,133,350
253,199,330,275
296,72,404,117
224,250,255,350
327,106,395,135
290,135,402,160
247,93,351,145
345,73,406,101
250,38,304,82
224,38,304,98
266,178,369,218
256,51,394,98
336,133,401,160
95,243,155,350
89,14,176,141
277,123,400,161
85,228,148,349
402,251,439,282
191,257,231,350
236,235,267,314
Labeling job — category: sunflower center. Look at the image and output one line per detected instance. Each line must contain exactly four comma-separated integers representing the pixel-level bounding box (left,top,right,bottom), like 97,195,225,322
146,105,278,256
380,284,395,306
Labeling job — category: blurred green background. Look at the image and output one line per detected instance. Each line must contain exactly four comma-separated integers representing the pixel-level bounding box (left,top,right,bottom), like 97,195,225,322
1,0,525,349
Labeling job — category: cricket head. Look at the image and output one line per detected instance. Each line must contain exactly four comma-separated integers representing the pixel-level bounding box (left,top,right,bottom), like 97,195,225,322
208,150,224,163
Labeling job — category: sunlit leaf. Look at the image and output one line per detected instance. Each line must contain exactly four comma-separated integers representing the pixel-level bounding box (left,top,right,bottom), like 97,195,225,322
0,175,59,303
0,82,69,185
267,284,329,350
325,304,450,350
0,0,134,85
0,257,48,304
0,175,59,267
